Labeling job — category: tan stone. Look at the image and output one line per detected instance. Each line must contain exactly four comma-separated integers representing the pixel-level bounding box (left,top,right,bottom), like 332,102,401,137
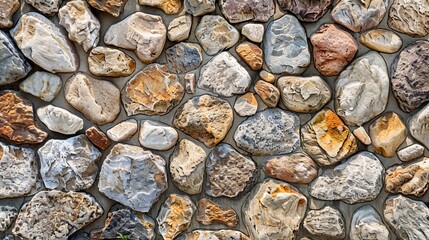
88,47,135,77
196,198,238,227
353,126,372,145
184,73,196,94
254,80,280,107
359,29,402,53
236,42,263,71
259,70,275,83
139,0,182,14
0,0,19,28
168,15,192,42
386,158,429,197
87,0,128,16
86,126,111,150
106,119,138,142
234,92,258,117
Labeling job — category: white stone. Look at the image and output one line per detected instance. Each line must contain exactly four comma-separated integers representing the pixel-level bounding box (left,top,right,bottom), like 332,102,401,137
37,105,83,135
0,206,17,232
168,15,192,42
350,205,390,240
184,0,215,16
410,103,429,149
138,120,178,151
234,93,258,117
107,119,138,142
397,144,425,162
19,71,62,102
303,207,345,239
241,23,264,43
353,126,372,145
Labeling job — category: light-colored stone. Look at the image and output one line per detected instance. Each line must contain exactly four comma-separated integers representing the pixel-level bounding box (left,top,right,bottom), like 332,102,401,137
196,198,238,227
184,73,196,94
350,205,390,240
360,29,402,53
242,23,264,43
0,0,19,28
184,0,215,16
259,70,275,83
236,42,263,71
179,230,250,240
87,0,128,16
353,126,372,145
303,207,345,239
19,71,61,102
88,46,135,77
167,15,192,42
85,126,111,150
397,144,425,162
138,120,178,151
139,0,182,14
107,119,138,142
219,0,274,23
254,80,280,107
234,92,258,117
0,206,17,232
388,0,429,37
37,105,83,135
410,103,429,149
25,0,62,15
166,42,203,73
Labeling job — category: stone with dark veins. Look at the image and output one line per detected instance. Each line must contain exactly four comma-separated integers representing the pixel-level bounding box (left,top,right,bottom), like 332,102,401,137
25,0,62,16
278,0,332,22
303,207,345,239
388,0,429,37
219,0,275,23
350,205,390,240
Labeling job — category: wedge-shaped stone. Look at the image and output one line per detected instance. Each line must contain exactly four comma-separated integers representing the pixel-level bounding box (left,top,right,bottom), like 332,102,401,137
219,0,274,23
167,15,192,42
19,71,61,102
37,105,83,135
242,23,264,43
388,0,429,37
350,205,390,240
410,103,429,150
87,0,128,16
386,158,429,197
303,207,345,239
234,92,258,117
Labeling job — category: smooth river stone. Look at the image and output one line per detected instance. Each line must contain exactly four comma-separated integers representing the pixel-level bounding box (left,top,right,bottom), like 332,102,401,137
173,95,233,147
10,12,79,73
168,15,192,42
196,198,238,227
353,126,372,145
139,0,182,14
234,92,258,117
303,207,345,239
236,41,263,71
359,29,402,53
98,144,168,212
195,15,239,55
264,14,310,75
107,119,138,142
254,80,280,107
88,46,135,77
19,71,61,102
37,105,83,135
198,52,251,97
65,73,120,125
104,12,166,63
234,108,300,156
85,126,111,150
241,23,264,43
278,0,331,22
219,0,274,23
0,0,19,28
309,151,384,204
397,144,425,162
12,191,103,240
391,41,429,112
410,103,429,149
179,230,250,240
335,51,389,126
0,206,17,232
166,42,203,74
38,135,101,191
138,120,178,151
87,0,128,16
184,0,215,16
121,63,184,116
331,0,388,32
277,76,331,113
388,0,429,37
25,0,62,16
350,205,390,240
243,179,307,240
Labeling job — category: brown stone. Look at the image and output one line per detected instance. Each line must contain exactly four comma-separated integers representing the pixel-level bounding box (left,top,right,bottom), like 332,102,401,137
254,80,280,107
85,126,111,150
0,0,19,28
219,0,275,23
87,0,128,16
236,42,263,71
278,0,331,22
139,0,182,14
196,198,238,227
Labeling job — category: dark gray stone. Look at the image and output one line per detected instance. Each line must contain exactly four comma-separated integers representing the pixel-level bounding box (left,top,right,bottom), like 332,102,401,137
219,0,275,23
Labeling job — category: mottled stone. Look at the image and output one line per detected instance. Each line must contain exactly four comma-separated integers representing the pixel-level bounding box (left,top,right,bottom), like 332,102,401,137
179,230,250,240
104,12,166,63
85,126,111,150
236,42,263,71
398,144,425,162
310,24,358,76
278,0,331,22
254,80,280,107
196,198,238,227
19,71,61,102
259,70,275,83
138,120,178,151
241,23,264,43
335,51,389,126
184,0,215,16
410,103,429,150
303,207,345,239
88,47,135,77
37,105,84,135
10,12,79,73
350,205,390,240
264,15,310,75
0,0,19,28
166,42,203,74
219,0,274,23
98,144,167,212
12,191,103,240
168,15,192,42
184,73,196,94
139,0,182,14
353,126,372,145
234,92,258,117
195,15,239,55
310,151,384,204
388,0,429,37
107,119,138,142
0,206,17,232
243,179,307,240
87,0,128,16
25,0,62,16
360,29,402,53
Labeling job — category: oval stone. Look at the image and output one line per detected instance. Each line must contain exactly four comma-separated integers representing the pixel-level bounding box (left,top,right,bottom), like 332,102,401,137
359,29,402,53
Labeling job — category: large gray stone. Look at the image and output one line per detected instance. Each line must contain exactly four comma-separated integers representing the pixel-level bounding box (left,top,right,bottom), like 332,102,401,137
350,205,390,240
19,71,61,102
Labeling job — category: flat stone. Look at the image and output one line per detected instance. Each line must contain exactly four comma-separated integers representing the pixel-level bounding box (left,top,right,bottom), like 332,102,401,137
139,0,181,14
335,51,389,126
184,73,196,94
236,42,263,71
391,41,429,112
138,120,178,151
353,126,372,145
12,190,103,240
85,126,111,150
88,46,135,77
310,24,358,76
104,12,166,63
179,230,249,240
10,12,79,73
19,71,61,102
198,52,251,97
277,76,331,113
170,139,206,194
65,73,120,125
196,198,238,227
278,0,331,22
0,206,17,232
259,70,275,83
243,179,307,240
219,0,274,23
350,205,390,240
303,207,345,239
87,0,128,16
397,144,425,162
309,151,384,204
184,0,215,16
254,80,280,107
0,91,47,144
264,14,310,75
360,29,402,53
234,92,258,117
0,142,37,198
410,103,429,149
0,0,19,28
38,135,101,191
37,105,84,135
173,95,233,147
25,0,62,16
157,194,195,240
195,15,239,55
98,144,168,212
241,23,264,43
107,119,138,142
166,42,203,74
234,108,300,155
331,0,388,32
388,0,429,37
264,152,318,184
167,15,192,42
206,143,257,198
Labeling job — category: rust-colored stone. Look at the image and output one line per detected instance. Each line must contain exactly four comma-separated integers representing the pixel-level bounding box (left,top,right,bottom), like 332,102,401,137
236,42,263,71
196,198,238,227
85,126,111,150
87,0,128,16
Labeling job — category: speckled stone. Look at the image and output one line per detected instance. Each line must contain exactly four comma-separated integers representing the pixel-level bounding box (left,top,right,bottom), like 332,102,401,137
85,126,111,150
196,198,238,227
236,42,263,71
0,0,19,28
184,0,215,16
167,15,192,42
397,144,425,162
303,207,345,239
219,0,274,23
179,230,250,240
388,0,429,37
410,103,429,150
0,206,17,232
241,23,264,43
25,0,62,16
138,120,178,151
359,29,402,53
87,0,128,16
234,92,258,117
139,0,182,14
107,119,138,142
19,71,61,102
350,205,390,240
88,47,136,77
184,73,196,94
278,0,331,22
166,42,203,74
254,80,280,107
37,105,83,135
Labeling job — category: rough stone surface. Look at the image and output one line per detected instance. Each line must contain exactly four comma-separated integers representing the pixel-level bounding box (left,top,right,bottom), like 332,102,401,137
10,12,79,73
410,103,429,150
104,12,166,63
88,46,136,77
107,119,138,142
259,70,276,83
353,126,372,145
219,0,274,23
278,0,331,22
236,42,263,71
397,144,425,162
166,42,203,74
350,205,390,240
196,198,238,227
264,15,310,75
85,126,111,150
388,0,429,37
303,207,345,239
25,0,62,15
184,0,215,16
139,0,182,14
122,64,184,116
87,0,128,16
195,15,239,55
12,190,103,240
243,179,307,240
184,73,196,94
309,151,384,204
0,0,19,28
234,108,300,156
139,120,178,151
19,71,61,102
360,29,403,53
65,73,120,125
241,23,264,43
254,80,280,107
179,230,250,240
335,51,389,126
37,105,84,135
38,135,101,191
168,15,192,42
310,24,358,76
98,144,168,212
0,206,17,232
234,92,258,117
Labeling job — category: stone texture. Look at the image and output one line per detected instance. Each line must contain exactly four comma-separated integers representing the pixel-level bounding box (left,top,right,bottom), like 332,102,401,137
241,23,264,43
398,144,425,162
234,108,300,156
236,42,263,71
38,135,101,191
234,92,258,117
278,0,331,22
310,24,358,76
65,73,120,125
12,190,103,240
254,80,280,107
0,206,17,232
195,15,239,55
410,103,429,150
104,12,166,63
350,205,390,240
139,0,182,14
138,120,178,151
170,139,206,194
331,0,388,32
0,91,47,144
353,126,372,145
335,51,389,126
107,119,138,142
25,0,62,16
184,0,215,16
309,151,384,204
391,41,429,112
10,12,79,73
157,194,195,240
264,15,310,75
19,71,61,102
37,105,84,135
264,152,318,184
122,64,184,116
219,0,274,23
0,0,19,28
87,0,128,16
388,0,429,37
196,198,238,227
360,29,402,53
184,73,196,94
85,126,111,150
179,230,250,240
303,207,345,239
98,144,168,212
243,179,307,240
168,15,192,42
166,42,203,74
88,46,136,77
259,70,276,83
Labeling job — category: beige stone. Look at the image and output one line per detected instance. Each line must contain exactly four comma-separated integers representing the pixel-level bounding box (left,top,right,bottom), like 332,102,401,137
87,0,128,16
184,73,196,94
234,92,258,117
388,0,429,37
107,119,138,142
236,42,263,71
254,80,280,107
88,47,135,77
359,29,403,53
242,23,264,43
139,0,182,14
353,126,372,145
259,70,275,83
196,198,238,227
0,0,19,28
167,15,192,42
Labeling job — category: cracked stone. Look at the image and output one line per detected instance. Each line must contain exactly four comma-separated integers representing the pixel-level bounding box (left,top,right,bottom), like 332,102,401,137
236,42,263,71
0,206,17,232
138,120,178,151
25,0,62,16
167,15,192,42
19,71,61,102
85,126,111,150
196,198,238,227
166,42,203,74
303,207,345,239
88,46,136,77
37,105,84,135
